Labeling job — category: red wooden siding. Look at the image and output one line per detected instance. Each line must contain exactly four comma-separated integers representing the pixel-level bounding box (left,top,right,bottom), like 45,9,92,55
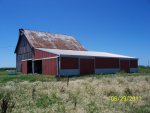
61,57,79,69
21,61,27,74
130,59,138,68
42,59,57,75
80,58,94,75
120,60,130,72
95,58,119,68
34,49,57,59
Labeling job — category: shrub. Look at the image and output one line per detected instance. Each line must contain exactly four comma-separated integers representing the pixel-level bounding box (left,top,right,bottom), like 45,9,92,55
86,101,99,113
0,91,15,113
124,87,132,96
36,93,61,108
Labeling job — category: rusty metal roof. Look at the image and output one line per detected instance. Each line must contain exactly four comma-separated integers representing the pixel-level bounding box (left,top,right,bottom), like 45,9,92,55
22,29,86,51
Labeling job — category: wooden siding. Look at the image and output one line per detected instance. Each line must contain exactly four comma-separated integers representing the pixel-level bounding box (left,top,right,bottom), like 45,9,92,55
61,57,79,69
21,61,27,74
130,59,138,68
95,58,119,68
34,49,57,59
120,60,130,72
42,59,57,75
16,35,32,72
80,58,94,75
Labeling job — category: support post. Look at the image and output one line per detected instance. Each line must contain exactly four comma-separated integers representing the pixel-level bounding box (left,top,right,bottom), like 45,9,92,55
32,60,35,74
94,57,95,75
78,58,80,75
58,57,61,77
57,57,59,76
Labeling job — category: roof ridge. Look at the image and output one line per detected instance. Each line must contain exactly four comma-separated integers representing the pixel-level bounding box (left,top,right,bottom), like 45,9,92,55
22,28,75,38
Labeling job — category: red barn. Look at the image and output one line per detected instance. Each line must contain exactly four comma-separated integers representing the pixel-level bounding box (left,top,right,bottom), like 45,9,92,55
15,29,138,76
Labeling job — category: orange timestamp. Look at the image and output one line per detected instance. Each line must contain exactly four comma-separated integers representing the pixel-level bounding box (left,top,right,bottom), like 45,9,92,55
110,96,142,102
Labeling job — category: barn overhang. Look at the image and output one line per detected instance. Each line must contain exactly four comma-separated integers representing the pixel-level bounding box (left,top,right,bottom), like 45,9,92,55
21,48,138,76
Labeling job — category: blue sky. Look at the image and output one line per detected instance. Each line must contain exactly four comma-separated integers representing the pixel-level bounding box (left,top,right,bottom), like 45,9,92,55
0,0,150,67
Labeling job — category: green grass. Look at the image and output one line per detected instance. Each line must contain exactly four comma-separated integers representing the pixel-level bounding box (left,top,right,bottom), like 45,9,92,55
0,75,56,83
0,67,149,113
132,104,150,113
0,66,150,83
36,95,60,108
0,70,56,83
0,75,150,113
138,66,150,74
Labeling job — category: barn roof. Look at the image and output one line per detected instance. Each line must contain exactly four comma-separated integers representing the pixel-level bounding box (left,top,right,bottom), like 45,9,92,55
15,29,86,52
36,48,137,59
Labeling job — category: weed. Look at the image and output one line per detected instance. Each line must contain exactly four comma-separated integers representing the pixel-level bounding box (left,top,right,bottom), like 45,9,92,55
68,92,78,109
86,101,99,113
131,104,150,113
36,96,56,108
56,102,66,113
0,69,150,113
36,93,61,108
0,92,15,113
124,87,132,96
106,90,118,96
32,87,36,99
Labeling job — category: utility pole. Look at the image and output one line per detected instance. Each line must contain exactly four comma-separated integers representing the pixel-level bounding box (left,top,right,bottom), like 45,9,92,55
148,60,149,67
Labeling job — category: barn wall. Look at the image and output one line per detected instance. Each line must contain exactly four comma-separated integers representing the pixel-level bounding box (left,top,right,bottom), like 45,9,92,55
95,58,119,68
95,68,120,74
60,57,96,76
60,57,79,76
130,59,138,72
130,59,138,68
59,57,138,75
59,69,80,76
60,57,79,69
34,49,57,59
21,61,27,74
130,68,138,73
120,60,130,72
42,58,57,75
80,58,94,75
16,35,33,72
95,58,120,74
95,58,138,74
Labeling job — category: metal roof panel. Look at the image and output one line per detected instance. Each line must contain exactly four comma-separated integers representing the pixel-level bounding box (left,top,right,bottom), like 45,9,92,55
23,29,86,51
36,48,137,59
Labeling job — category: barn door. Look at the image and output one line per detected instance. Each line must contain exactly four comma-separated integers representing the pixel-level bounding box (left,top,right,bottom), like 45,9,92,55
21,61,28,74
120,60,130,72
42,59,57,75
80,58,94,75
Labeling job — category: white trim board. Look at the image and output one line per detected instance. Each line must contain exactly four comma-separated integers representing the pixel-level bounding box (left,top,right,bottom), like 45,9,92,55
21,56,58,61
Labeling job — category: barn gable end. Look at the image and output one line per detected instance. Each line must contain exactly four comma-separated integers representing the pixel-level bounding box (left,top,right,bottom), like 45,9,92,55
15,30,33,72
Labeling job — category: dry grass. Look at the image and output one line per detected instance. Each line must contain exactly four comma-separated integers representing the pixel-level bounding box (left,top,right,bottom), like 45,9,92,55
0,76,150,113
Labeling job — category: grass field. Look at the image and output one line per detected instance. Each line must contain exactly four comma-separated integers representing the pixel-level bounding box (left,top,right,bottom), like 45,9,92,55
0,67,150,113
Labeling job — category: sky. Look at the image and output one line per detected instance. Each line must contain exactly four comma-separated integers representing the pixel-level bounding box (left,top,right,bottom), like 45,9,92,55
0,0,150,67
